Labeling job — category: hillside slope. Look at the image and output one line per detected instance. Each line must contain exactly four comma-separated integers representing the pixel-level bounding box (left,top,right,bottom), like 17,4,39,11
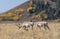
0,1,30,21
0,0,60,22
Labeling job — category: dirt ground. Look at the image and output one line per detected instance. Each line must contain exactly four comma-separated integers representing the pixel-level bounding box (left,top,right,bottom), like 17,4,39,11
0,22,60,39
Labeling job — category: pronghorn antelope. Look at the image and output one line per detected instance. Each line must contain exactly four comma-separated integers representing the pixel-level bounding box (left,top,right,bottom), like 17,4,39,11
20,22,34,31
36,21,50,30
17,22,34,30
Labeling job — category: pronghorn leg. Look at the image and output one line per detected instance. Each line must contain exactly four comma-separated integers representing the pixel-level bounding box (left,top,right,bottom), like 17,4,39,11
37,25,41,29
44,25,47,30
23,26,28,31
23,26,26,30
24,28,28,31
46,25,50,30
25,25,30,31
44,24,50,30
31,26,33,30
16,24,22,30
18,24,21,29
31,25,34,30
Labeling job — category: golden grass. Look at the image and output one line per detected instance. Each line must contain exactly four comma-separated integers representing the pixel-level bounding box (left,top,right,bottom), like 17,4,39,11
0,22,60,39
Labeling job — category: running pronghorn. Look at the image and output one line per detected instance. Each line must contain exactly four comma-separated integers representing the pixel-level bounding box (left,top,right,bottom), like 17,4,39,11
21,22,34,31
36,21,50,30
16,21,34,31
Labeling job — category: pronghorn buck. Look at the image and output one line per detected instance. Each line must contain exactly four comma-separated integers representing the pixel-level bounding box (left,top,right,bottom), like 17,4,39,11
36,21,50,30
20,22,34,31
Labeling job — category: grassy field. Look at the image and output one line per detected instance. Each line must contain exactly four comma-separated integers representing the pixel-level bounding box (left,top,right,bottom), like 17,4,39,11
0,22,60,39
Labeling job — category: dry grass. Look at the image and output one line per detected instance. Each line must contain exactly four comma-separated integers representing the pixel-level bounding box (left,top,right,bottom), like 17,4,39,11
0,22,60,39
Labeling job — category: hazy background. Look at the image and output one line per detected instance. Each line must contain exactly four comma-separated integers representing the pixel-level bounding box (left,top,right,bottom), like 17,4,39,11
0,0,28,13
